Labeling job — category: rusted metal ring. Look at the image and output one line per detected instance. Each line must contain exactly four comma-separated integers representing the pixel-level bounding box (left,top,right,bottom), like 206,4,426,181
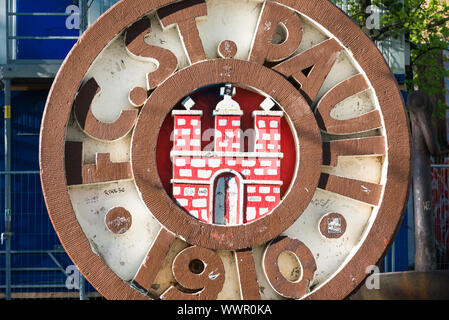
131,58,322,251
40,0,411,300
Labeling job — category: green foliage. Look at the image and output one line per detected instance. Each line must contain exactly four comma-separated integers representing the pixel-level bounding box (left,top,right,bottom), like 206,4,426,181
331,0,449,115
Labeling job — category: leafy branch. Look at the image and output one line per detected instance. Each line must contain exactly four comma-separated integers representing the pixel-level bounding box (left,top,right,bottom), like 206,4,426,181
331,0,449,117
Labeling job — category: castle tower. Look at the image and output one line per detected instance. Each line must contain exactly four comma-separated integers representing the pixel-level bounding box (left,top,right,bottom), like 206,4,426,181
253,97,283,155
242,97,284,223
172,96,202,152
213,84,243,153
171,97,210,222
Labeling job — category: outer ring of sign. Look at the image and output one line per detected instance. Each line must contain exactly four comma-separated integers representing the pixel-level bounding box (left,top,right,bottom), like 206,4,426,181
39,0,411,300
131,59,322,251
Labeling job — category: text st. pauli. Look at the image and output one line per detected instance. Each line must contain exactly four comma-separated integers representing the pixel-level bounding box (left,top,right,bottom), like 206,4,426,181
40,0,411,300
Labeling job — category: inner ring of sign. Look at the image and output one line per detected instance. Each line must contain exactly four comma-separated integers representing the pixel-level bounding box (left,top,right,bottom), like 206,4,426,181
156,83,298,227
131,59,322,250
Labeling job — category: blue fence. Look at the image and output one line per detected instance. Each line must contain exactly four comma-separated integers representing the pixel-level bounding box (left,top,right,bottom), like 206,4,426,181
14,0,78,60
0,90,100,298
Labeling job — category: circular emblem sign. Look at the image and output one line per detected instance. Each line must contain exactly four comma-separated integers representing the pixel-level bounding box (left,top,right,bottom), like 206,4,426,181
40,0,411,300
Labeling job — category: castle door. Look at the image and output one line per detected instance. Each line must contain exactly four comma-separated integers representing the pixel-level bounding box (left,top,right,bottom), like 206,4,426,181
213,173,241,225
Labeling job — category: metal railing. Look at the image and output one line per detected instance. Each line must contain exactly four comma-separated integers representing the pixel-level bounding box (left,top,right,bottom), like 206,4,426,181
1,0,122,300
1,0,96,79
432,164,449,169
1,1,124,79
4,0,122,64
0,250,69,289
5,0,79,64
0,171,93,300
4,0,87,62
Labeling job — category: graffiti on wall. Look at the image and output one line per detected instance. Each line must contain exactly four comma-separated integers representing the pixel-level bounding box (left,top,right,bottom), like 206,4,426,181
445,50,449,145
431,155,449,269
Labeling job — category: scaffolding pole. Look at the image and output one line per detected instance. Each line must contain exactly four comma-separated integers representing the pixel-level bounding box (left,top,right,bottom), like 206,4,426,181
3,78,12,300
79,0,89,35
408,91,439,271
79,273,88,300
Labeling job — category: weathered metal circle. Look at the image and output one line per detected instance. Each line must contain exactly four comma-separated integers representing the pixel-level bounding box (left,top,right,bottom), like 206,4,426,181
318,212,347,239
218,40,238,58
105,207,133,235
131,59,322,250
39,0,411,300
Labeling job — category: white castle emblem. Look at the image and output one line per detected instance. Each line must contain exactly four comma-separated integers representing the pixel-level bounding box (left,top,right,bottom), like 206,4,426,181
171,84,284,225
